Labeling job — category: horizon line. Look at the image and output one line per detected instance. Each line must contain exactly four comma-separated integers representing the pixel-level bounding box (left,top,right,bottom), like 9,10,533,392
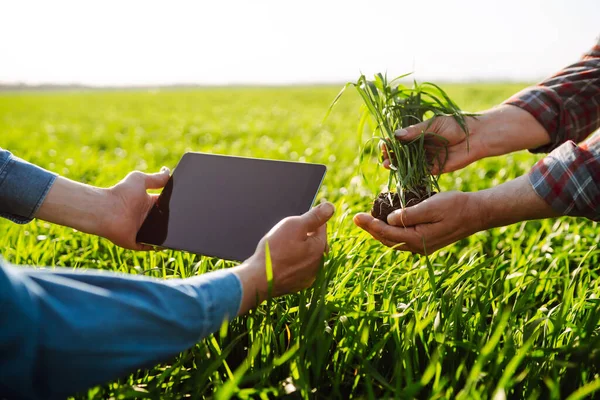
0,78,536,92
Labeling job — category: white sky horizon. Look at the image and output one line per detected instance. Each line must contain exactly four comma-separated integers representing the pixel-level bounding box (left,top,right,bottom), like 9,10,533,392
1,0,598,86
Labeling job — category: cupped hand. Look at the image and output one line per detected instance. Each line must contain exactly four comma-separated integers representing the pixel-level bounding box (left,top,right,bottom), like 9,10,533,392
353,192,485,254
234,202,335,313
103,167,171,250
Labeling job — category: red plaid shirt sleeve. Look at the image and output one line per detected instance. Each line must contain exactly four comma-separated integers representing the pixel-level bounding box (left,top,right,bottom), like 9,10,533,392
504,37,600,220
529,133,600,220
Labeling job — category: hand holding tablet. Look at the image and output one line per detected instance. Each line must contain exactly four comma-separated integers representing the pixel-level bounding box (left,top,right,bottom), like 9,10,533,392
136,152,327,261
232,201,334,314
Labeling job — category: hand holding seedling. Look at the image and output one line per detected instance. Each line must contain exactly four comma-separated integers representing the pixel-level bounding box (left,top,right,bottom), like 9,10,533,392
384,115,476,174
354,175,559,254
233,202,335,314
383,104,553,174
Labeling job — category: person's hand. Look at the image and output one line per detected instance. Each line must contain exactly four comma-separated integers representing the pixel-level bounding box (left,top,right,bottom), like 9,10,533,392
35,167,171,250
384,115,483,174
103,168,171,250
381,105,552,174
354,191,483,254
233,202,335,314
353,175,559,254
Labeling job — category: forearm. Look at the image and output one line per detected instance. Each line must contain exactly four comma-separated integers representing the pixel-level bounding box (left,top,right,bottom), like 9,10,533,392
473,105,551,158
473,130,600,230
0,148,113,236
35,176,112,237
473,175,560,230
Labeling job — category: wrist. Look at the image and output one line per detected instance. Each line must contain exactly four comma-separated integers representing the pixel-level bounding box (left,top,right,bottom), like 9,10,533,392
477,105,551,158
72,185,115,237
94,187,124,239
470,186,500,231
464,190,493,234
232,256,268,315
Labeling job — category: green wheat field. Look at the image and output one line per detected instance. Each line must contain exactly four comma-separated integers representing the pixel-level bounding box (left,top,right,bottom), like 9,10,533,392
1,84,599,399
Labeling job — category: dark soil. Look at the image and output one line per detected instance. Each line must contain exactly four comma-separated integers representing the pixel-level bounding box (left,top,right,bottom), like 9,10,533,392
371,190,435,223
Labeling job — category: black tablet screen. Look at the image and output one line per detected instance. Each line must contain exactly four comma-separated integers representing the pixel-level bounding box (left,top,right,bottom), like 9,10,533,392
136,152,326,261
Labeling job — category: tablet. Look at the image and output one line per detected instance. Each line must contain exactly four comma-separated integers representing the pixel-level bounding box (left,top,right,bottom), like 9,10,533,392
136,152,327,261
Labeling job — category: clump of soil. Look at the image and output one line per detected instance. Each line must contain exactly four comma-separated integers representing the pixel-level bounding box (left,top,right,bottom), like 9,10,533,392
371,189,435,223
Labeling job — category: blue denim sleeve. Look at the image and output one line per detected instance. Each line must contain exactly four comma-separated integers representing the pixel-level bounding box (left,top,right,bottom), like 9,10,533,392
0,148,57,224
0,260,243,400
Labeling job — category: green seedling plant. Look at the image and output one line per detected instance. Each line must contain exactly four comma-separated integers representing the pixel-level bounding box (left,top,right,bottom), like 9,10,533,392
327,72,473,221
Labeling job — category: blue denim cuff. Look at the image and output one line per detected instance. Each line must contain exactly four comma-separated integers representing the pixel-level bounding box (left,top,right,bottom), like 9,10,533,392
178,269,243,337
0,150,57,224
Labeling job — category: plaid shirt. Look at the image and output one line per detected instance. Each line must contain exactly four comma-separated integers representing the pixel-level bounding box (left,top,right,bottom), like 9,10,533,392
504,37,600,221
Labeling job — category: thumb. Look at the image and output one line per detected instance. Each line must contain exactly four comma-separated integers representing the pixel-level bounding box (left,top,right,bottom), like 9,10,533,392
387,199,435,227
144,166,171,189
394,120,431,142
299,202,335,234
309,222,329,252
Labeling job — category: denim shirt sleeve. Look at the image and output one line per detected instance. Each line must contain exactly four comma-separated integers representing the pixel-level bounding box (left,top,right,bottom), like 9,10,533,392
0,260,243,400
0,148,57,224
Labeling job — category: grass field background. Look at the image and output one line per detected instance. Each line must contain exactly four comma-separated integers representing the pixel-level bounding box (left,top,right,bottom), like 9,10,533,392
1,84,600,399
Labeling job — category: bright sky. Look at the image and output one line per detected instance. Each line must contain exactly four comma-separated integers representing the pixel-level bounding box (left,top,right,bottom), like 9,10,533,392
1,0,598,86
